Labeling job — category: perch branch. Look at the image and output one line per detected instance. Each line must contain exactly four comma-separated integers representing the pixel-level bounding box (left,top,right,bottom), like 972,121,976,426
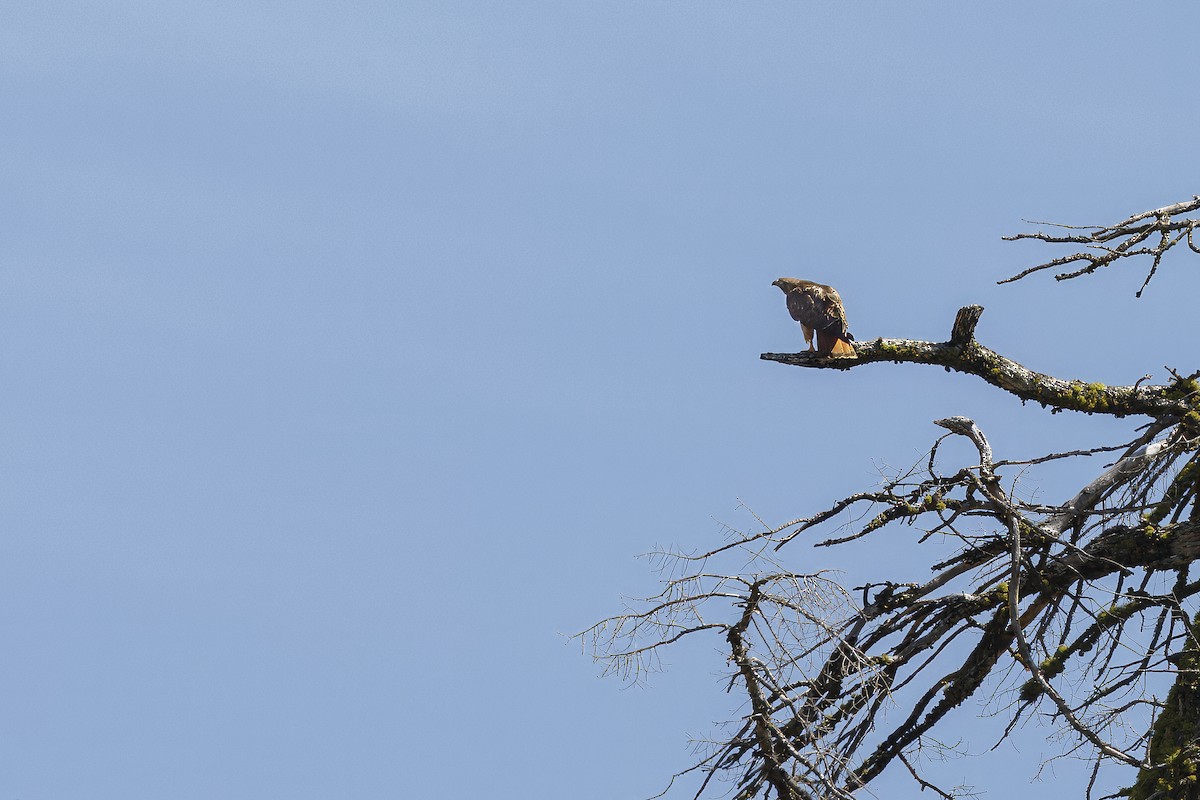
762,306,1194,419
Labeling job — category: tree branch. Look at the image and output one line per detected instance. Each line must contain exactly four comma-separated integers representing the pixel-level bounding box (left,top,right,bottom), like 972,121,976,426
999,196,1200,296
762,306,1195,419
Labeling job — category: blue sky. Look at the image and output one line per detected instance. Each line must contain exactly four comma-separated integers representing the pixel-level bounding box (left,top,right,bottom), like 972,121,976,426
2,3,1198,798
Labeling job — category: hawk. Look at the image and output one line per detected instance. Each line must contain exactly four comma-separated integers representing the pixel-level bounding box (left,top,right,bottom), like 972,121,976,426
772,278,856,357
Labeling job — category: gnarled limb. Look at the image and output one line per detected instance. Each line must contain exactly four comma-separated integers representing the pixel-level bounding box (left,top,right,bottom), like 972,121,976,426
582,408,1200,798
762,305,1197,419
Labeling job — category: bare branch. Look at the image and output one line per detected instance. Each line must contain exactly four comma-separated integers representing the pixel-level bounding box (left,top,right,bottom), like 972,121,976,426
1006,497,1142,766
999,197,1200,295
762,306,1194,419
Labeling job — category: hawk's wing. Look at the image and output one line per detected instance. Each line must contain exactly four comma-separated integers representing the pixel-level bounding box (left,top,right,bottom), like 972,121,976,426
785,284,847,335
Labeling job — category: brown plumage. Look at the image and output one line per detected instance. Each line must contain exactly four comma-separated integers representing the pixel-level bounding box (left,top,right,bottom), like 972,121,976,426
771,278,856,357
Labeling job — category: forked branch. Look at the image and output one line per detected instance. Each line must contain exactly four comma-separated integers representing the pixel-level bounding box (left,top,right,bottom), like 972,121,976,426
999,196,1200,296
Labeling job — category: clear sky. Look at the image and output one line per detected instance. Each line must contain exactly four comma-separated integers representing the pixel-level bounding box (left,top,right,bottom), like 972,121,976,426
2,2,1198,798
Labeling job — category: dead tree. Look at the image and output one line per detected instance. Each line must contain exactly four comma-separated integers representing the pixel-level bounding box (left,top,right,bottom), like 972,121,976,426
578,198,1200,799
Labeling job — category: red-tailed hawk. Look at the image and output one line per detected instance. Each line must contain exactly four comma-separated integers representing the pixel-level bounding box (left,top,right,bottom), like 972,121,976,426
772,278,856,357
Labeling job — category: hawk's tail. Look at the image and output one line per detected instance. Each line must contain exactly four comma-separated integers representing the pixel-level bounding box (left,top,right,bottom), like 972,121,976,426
817,330,857,357
830,338,856,357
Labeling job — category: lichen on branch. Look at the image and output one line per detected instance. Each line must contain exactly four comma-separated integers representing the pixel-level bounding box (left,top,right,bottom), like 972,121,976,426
762,305,1197,419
